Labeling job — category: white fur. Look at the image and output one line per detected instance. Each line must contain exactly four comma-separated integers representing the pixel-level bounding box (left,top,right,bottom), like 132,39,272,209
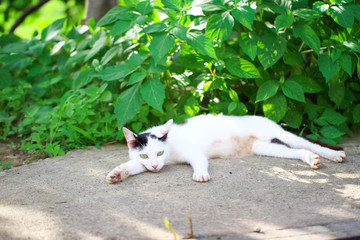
106,114,346,183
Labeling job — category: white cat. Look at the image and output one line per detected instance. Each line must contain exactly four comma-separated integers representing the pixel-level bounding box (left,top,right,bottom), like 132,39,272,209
106,114,346,183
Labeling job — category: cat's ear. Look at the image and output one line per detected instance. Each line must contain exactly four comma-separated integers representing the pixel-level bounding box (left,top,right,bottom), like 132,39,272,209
123,127,138,149
158,119,173,141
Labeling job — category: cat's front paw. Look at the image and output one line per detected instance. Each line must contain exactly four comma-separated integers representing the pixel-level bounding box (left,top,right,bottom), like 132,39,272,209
193,172,210,183
329,151,346,163
106,167,130,183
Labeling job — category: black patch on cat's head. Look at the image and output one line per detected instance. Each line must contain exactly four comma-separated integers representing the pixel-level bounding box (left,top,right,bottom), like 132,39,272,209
159,133,167,142
133,132,165,150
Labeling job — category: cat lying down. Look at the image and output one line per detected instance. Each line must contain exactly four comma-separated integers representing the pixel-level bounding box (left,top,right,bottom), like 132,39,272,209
106,114,346,183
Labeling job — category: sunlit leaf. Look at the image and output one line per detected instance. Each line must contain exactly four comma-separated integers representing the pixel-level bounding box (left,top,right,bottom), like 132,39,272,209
256,80,280,102
293,22,320,54
115,83,143,129
148,33,175,63
257,33,286,69
206,11,234,42
141,78,165,111
231,6,255,30
263,92,287,122
224,57,260,79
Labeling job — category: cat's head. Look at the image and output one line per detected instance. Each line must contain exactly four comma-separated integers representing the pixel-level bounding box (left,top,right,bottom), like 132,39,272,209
123,119,173,172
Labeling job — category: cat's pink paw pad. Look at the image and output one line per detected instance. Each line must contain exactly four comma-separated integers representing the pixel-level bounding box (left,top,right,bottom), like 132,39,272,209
331,151,346,163
106,168,129,183
311,157,321,169
193,173,210,183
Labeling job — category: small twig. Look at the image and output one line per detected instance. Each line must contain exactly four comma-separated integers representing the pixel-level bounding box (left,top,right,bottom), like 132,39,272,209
187,217,194,238
10,0,50,33
301,46,333,54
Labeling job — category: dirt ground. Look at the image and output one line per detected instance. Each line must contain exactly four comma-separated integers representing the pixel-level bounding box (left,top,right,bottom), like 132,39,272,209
0,134,360,239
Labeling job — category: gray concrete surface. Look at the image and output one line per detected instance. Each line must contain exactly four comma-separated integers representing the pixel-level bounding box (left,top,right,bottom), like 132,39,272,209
0,133,360,240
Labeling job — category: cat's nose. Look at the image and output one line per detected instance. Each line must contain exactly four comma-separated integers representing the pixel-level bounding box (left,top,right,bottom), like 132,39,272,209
152,164,158,170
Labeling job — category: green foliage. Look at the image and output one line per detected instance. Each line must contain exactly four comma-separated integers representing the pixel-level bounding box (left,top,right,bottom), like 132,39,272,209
1,0,360,156
0,0,84,38
0,161,12,170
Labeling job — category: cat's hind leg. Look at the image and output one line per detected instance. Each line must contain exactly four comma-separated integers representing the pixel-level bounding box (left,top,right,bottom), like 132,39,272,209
274,131,346,163
251,140,321,169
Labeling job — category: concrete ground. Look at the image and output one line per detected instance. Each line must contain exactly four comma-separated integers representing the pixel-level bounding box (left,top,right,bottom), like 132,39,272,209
0,134,359,240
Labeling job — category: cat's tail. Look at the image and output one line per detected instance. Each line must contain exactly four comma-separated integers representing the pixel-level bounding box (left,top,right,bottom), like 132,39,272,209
304,138,343,151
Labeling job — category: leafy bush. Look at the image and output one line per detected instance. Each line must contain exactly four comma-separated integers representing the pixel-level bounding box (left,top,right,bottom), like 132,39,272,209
1,0,360,156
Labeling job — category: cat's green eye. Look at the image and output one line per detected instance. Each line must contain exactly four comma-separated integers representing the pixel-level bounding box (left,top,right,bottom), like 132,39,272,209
140,154,148,159
157,151,164,156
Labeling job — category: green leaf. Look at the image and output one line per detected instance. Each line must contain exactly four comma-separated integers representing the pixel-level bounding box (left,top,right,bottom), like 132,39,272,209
140,78,165,112
281,80,305,102
137,0,153,15
287,75,322,93
206,11,234,42
329,5,354,29
293,22,320,54
161,0,181,10
128,72,147,86
41,18,66,41
170,25,187,40
229,102,248,115
339,53,352,76
0,68,13,88
148,33,175,63
228,88,239,102
84,32,107,61
100,90,113,102
1,54,32,71
184,96,200,117
1,42,27,53
283,49,302,66
293,9,321,19
320,126,345,139
186,32,217,60
257,33,286,69
224,57,260,79
313,2,329,13
231,6,255,30
94,63,137,81
97,6,129,27
256,80,280,102
284,109,302,128
115,83,143,129
329,80,344,107
68,124,96,142
196,0,227,12
112,20,133,37
239,33,257,61
74,68,95,89
318,108,347,125
261,0,291,14
274,14,294,30
353,104,360,123
101,46,122,65
141,23,167,34
318,52,339,82
263,92,287,122
343,39,360,53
